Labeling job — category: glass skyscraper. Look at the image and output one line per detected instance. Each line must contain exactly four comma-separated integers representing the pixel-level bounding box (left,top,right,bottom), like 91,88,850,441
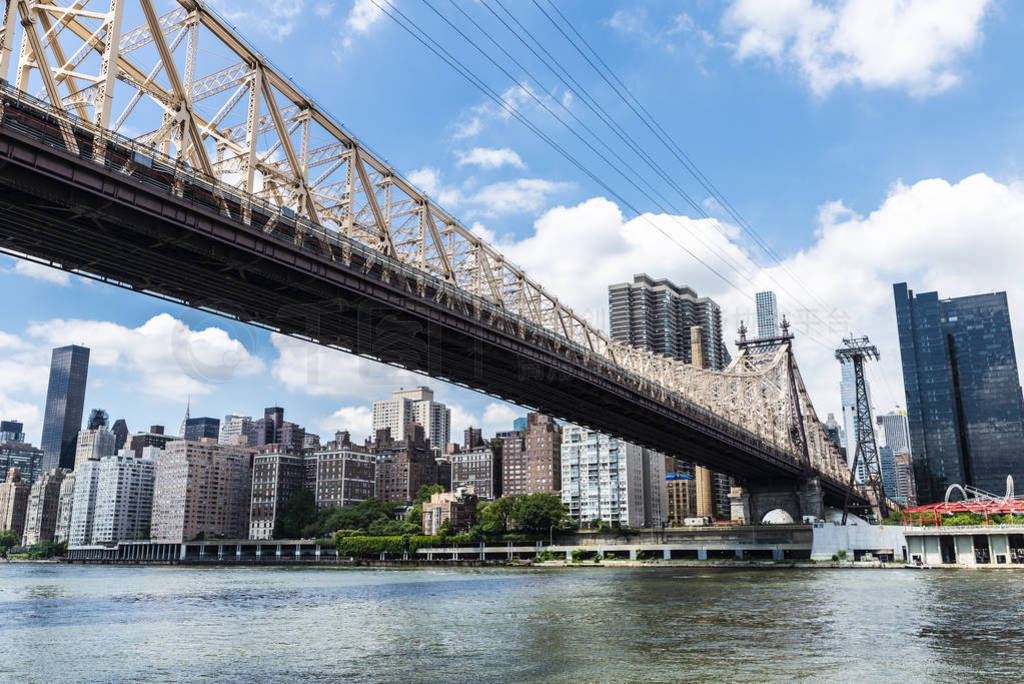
39,345,90,473
894,283,1024,502
755,290,779,339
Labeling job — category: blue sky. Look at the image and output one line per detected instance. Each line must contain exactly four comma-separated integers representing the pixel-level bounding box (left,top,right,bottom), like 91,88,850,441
3,0,1024,446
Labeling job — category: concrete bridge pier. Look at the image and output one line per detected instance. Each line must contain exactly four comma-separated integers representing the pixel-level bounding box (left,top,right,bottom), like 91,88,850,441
730,477,824,524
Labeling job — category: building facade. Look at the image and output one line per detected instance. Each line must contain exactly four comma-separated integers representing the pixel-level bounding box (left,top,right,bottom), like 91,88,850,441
0,440,43,485
894,282,1024,502
308,442,377,510
151,441,255,542
54,471,76,543
0,467,30,537
67,459,101,546
665,472,696,526
372,387,451,454
560,426,645,528
450,444,502,501
500,413,562,496
39,345,90,472
184,417,221,442
755,290,779,339
422,487,478,535
130,425,175,457
74,427,116,470
374,423,439,504
220,413,255,445
252,407,306,452
21,468,67,546
249,447,307,540
90,450,158,544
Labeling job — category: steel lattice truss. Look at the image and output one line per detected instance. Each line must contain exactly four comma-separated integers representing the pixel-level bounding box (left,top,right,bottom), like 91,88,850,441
0,0,852,484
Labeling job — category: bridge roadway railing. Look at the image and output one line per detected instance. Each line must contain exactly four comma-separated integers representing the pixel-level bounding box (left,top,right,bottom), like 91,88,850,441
0,81,843,488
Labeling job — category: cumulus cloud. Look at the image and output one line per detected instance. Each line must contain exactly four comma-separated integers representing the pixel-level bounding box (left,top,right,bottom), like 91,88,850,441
723,0,991,96
456,147,525,170
319,405,373,441
26,314,264,402
498,174,1024,420
465,178,574,218
209,0,306,41
10,260,71,286
406,166,460,207
341,0,385,49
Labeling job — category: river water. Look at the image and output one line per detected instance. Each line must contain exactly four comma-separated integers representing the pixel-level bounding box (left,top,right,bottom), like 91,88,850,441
1,564,1022,682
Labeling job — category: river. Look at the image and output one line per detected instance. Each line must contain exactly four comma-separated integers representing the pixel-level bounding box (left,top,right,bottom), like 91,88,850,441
1,564,1022,682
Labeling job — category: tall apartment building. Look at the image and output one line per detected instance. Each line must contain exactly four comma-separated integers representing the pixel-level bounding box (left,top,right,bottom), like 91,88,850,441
67,459,101,546
894,282,1024,501
40,345,90,472
894,452,918,507
249,446,307,540
500,413,562,496
184,417,221,442
74,426,116,470
755,290,779,339
665,471,696,526
374,423,439,504
560,427,645,528
91,450,158,544
463,427,484,450
22,468,67,546
54,471,76,543
253,407,306,452
450,443,502,501
151,440,255,542
608,274,730,370
877,410,912,456
0,440,43,485
220,413,255,445
372,387,451,454
0,467,30,537
308,439,377,510
641,447,667,527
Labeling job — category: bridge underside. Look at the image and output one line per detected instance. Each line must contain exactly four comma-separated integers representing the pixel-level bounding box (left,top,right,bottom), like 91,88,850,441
0,110,864,509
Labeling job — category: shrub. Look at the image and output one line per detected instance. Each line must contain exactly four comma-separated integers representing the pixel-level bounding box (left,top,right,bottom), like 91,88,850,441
571,548,597,563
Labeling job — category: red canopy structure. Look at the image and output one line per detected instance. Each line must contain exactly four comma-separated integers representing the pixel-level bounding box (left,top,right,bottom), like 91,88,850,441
902,499,1024,527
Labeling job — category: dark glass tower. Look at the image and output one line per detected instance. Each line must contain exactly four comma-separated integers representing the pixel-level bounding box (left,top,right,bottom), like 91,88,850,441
894,283,1024,502
184,417,221,442
39,345,90,472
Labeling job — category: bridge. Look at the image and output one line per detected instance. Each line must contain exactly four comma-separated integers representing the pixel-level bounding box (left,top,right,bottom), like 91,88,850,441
0,0,867,521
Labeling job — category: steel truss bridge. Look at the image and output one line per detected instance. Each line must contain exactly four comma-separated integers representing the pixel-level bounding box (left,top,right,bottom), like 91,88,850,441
0,0,866,515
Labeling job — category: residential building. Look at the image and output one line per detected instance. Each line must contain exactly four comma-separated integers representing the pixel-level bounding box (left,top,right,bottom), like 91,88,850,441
422,487,478,535
894,282,1024,501
665,472,696,527
374,423,439,504
219,413,255,446
303,433,321,450
500,413,562,496
21,468,67,546
894,453,918,507
560,426,645,528
67,459,101,546
877,410,912,456
130,425,175,457
54,471,76,543
450,443,502,501
151,440,255,542
184,417,221,442
608,273,730,369
372,387,451,454
249,446,307,540
0,420,24,442
641,447,667,527
0,440,43,485
39,345,90,472
0,467,30,537
253,407,306,452
308,439,377,510
73,427,116,470
463,427,484,449
755,290,779,339
89,450,159,544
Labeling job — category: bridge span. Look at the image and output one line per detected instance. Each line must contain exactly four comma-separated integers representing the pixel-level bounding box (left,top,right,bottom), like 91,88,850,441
0,0,866,519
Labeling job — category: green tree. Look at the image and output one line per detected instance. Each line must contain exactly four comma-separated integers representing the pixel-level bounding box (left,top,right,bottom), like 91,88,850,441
470,495,518,540
273,489,317,539
510,493,572,535
0,529,19,555
413,484,445,506
318,498,399,536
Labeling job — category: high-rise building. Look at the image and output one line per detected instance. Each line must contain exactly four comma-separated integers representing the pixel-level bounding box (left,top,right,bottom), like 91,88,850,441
220,413,255,446
879,446,898,500
894,282,1024,501
0,441,43,485
129,425,174,457
665,472,696,527
560,427,645,528
755,290,779,339
0,420,24,442
151,440,255,543
90,450,158,544
463,427,483,450
608,274,730,370
641,447,667,527
110,419,129,452
184,417,221,442
253,407,305,452
67,460,101,546
86,408,108,431
823,413,844,451
894,453,918,507
372,387,451,454
308,438,377,511
877,410,912,456
249,446,307,540
21,468,68,546
0,467,30,537
374,423,439,504
73,427,116,471
450,443,502,501
39,345,90,472
54,471,76,544
499,413,562,496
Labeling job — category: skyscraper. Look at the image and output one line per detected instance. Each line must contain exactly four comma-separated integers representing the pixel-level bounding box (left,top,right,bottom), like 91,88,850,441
608,274,730,370
253,407,306,452
372,387,451,453
110,419,129,452
560,426,647,528
220,413,255,445
877,410,912,456
894,282,1024,502
73,426,116,471
40,345,90,472
755,290,779,339
184,417,221,442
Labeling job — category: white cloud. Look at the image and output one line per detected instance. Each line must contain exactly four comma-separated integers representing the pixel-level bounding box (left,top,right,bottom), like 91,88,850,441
314,1,334,19
406,166,460,207
497,174,1024,421
319,405,373,442
10,260,71,286
26,314,264,402
456,147,525,170
449,83,567,140
341,0,385,49
723,0,992,96
608,7,647,35
465,178,574,218
209,0,306,41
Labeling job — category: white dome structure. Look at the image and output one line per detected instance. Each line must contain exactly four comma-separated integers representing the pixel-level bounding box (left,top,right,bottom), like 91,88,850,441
761,509,795,525
824,507,869,526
